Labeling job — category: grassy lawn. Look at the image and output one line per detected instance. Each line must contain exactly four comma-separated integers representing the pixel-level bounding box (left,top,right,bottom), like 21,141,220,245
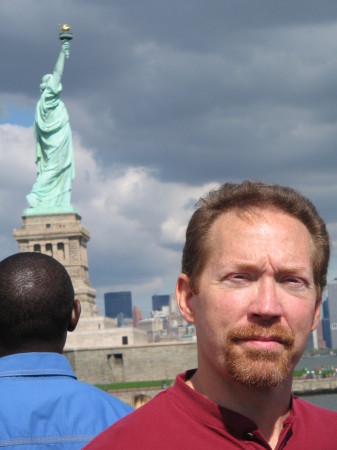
293,369,334,378
96,379,173,391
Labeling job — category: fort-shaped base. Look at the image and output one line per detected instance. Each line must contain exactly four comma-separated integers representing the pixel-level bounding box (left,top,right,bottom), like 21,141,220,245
13,212,98,317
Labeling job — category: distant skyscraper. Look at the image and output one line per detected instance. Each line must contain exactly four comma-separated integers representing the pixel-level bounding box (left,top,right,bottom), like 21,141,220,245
321,318,332,348
322,297,330,319
321,298,331,348
104,291,132,319
152,295,170,312
327,281,337,349
316,320,326,349
306,332,314,349
133,306,142,328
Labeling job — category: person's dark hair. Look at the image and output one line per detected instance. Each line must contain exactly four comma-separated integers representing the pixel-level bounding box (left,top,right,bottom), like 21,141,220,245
0,252,74,347
132,393,152,409
182,180,330,298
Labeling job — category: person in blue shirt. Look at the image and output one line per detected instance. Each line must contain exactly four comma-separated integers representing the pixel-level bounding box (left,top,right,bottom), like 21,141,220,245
0,252,133,449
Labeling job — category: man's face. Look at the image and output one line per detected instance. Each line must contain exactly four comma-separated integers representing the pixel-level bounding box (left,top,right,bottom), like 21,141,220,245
177,207,320,390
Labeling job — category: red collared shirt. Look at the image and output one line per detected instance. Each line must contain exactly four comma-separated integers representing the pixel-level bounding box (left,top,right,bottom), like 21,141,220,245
85,369,337,449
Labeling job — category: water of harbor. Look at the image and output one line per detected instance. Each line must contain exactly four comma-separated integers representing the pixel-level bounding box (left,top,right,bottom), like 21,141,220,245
295,354,337,411
298,393,337,411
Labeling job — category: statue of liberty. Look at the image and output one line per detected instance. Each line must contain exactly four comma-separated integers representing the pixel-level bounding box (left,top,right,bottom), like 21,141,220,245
26,27,77,215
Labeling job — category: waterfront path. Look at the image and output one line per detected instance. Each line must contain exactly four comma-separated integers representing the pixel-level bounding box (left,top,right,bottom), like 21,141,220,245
292,377,337,395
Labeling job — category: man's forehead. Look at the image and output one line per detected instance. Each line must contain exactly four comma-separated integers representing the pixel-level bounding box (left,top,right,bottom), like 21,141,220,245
209,206,312,249
214,206,303,227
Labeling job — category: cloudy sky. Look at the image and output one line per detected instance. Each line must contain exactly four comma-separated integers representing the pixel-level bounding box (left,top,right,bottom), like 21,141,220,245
1,0,337,316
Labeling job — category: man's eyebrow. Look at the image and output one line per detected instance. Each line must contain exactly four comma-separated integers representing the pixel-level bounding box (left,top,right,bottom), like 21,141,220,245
229,263,310,275
227,263,259,272
276,267,313,282
277,267,308,274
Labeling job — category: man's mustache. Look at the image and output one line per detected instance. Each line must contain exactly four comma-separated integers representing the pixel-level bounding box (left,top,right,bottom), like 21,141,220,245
228,323,295,349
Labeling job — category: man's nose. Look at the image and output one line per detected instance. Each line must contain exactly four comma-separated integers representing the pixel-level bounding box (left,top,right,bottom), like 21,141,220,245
247,277,283,322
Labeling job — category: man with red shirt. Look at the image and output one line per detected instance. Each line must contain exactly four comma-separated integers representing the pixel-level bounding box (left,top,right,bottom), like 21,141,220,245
85,181,337,449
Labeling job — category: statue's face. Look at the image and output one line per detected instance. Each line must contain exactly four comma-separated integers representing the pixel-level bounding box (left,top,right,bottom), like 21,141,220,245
40,74,52,92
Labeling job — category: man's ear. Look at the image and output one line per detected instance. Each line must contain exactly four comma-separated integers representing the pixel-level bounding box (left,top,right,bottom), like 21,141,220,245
176,273,196,324
68,299,81,332
311,296,321,332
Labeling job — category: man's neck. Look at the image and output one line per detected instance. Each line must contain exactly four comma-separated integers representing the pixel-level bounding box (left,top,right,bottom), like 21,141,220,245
186,368,293,449
0,340,64,357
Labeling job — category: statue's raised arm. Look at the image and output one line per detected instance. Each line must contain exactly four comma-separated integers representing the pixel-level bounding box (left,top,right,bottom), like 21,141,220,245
51,40,69,90
25,28,77,216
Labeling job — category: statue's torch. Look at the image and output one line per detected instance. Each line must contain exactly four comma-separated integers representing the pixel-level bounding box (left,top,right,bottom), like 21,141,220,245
59,24,73,59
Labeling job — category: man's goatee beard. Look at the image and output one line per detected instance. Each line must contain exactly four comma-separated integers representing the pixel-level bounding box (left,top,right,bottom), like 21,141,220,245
225,323,295,389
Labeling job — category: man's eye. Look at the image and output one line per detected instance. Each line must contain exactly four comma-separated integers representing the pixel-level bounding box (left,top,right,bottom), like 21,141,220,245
230,273,249,282
282,277,305,287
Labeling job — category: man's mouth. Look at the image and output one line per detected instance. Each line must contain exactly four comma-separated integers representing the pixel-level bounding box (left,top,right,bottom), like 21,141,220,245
238,336,286,351
228,325,295,350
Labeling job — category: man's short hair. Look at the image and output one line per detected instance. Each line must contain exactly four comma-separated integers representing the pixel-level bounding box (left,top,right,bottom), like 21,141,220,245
0,252,74,346
182,180,330,298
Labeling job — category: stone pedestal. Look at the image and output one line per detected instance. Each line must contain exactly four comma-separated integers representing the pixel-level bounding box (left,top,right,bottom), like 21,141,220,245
13,213,98,317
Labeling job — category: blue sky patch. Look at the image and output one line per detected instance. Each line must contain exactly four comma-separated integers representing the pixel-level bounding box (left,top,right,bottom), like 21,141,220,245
0,104,34,127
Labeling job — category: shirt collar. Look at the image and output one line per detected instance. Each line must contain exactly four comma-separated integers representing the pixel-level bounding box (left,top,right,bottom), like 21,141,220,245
175,370,296,441
0,352,77,379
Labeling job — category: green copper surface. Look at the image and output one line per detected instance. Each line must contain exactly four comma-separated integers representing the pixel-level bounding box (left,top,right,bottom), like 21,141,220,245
26,37,78,216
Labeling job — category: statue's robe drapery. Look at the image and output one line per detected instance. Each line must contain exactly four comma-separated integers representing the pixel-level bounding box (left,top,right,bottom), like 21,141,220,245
26,75,75,209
